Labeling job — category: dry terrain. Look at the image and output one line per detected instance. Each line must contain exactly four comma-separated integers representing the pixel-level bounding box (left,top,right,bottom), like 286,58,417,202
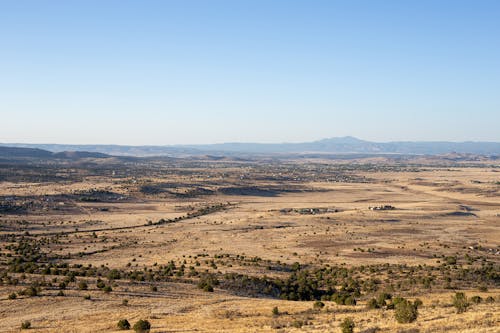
0,156,498,332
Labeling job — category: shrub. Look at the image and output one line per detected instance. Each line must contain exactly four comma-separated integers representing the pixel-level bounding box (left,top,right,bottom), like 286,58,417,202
84,294,91,300
485,296,495,303
470,295,482,304
340,317,355,333
197,273,218,292
272,306,279,316
367,298,380,309
8,292,17,300
103,285,112,293
377,293,392,307
117,319,131,330
394,299,418,323
21,321,31,329
96,279,105,289
291,319,306,328
313,300,325,309
452,292,469,313
23,286,39,297
413,298,423,308
78,281,88,290
108,269,121,280
133,319,151,333
387,296,405,310
344,296,356,305
122,299,129,306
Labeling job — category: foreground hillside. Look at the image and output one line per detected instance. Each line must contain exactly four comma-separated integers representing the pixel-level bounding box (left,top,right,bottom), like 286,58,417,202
0,157,498,332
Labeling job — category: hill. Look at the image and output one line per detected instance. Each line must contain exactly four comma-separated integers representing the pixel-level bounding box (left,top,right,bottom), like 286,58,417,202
0,146,111,160
1,137,499,157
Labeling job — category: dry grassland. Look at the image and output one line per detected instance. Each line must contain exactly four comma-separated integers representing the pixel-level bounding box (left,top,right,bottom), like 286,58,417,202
0,160,498,332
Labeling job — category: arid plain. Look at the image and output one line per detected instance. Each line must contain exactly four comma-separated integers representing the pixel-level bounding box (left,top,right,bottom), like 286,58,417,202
0,156,498,332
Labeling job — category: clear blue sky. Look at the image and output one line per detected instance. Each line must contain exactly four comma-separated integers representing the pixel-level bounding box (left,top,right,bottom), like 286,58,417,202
1,0,499,144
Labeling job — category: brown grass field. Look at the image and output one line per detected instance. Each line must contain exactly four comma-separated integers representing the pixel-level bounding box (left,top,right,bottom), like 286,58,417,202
0,157,498,332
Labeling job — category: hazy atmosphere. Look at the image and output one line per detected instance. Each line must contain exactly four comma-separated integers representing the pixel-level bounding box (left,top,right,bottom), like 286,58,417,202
1,0,499,144
0,2,499,333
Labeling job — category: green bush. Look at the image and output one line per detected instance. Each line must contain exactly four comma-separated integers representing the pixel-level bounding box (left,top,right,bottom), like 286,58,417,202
96,279,105,289
340,317,355,333
272,306,279,316
21,321,31,329
387,296,405,310
344,296,356,305
108,269,121,280
117,319,131,330
23,286,39,297
133,319,151,333
452,292,469,313
197,273,218,292
413,298,423,308
8,292,17,300
394,299,418,323
313,300,325,309
377,293,392,307
470,295,482,304
367,298,380,309
78,281,88,290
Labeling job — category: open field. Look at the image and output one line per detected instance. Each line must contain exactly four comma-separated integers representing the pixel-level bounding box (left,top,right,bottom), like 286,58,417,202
0,156,498,332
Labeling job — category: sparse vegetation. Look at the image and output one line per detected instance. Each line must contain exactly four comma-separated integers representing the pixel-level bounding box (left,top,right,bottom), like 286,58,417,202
0,156,498,332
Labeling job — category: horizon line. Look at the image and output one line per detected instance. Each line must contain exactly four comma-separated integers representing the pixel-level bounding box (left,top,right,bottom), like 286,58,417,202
1,136,500,147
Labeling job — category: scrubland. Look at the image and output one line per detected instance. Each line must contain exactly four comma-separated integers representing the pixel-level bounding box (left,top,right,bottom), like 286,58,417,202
0,157,498,332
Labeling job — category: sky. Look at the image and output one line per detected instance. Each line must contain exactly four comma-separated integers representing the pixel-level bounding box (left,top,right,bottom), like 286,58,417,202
1,0,499,145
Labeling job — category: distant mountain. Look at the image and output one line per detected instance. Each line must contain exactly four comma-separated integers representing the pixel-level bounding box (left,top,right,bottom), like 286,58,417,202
0,146,111,160
0,143,203,157
0,146,54,158
52,151,110,159
1,137,499,157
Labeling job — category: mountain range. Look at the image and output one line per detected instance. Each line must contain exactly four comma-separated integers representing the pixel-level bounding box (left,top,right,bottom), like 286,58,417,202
1,137,499,157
